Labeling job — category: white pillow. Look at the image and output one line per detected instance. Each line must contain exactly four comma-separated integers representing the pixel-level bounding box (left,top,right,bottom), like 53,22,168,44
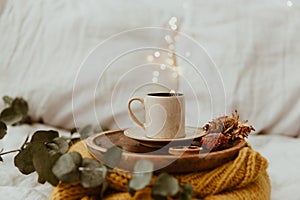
0,0,182,129
178,0,300,136
0,0,299,136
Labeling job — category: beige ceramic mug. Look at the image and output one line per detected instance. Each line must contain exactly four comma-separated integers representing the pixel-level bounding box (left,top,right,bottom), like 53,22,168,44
128,92,185,139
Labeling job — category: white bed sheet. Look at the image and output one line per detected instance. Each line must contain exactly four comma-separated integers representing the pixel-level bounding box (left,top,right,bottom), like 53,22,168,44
248,135,300,200
1,0,299,137
0,124,69,200
1,124,300,200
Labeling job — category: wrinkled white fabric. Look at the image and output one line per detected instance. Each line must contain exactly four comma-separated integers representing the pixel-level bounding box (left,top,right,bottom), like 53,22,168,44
0,124,69,200
0,1,300,198
0,0,299,136
248,135,300,200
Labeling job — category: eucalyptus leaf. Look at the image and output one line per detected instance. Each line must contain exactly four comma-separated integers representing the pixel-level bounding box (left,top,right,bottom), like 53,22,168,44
103,146,122,168
30,130,59,143
180,184,194,200
31,143,60,186
52,153,80,183
14,146,35,175
47,143,59,152
79,124,93,140
94,126,109,133
133,159,154,173
3,96,13,106
38,176,46,184
0,121,7,139
50,137,69,154
0,107,23,125
79,158,105,188
12,98,28,115
128,159,153,191
152,173,179,197
69,151,82,167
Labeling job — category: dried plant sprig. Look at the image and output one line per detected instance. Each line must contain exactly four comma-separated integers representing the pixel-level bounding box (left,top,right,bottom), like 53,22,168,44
201,110,255,151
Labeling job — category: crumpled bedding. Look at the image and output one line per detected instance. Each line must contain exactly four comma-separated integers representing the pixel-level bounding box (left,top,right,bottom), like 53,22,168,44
1,0,299,137
1,0,299,199
1,124,300,200
248,135,300,199
0,124,69,200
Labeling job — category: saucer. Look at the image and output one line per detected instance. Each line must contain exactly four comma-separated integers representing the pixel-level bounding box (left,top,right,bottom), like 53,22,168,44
124,126,207,148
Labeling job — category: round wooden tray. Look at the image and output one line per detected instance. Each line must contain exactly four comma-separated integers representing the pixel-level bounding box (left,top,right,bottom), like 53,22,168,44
85,129,246,173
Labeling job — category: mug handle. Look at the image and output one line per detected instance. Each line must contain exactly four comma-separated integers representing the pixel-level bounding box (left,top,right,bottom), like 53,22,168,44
128,98,145,129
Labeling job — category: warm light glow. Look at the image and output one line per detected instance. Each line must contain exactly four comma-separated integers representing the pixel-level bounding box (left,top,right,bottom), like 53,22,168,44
185,51,191,57
287,0,293,7
147,55,154,62
152,77,158,83
170,24,177,31
164,35,173,43
168,44,175,50
168,17,178,30
154,51,160,58
160,64,166,70
152,71,160,77
166,58,174,65
172,72,178,78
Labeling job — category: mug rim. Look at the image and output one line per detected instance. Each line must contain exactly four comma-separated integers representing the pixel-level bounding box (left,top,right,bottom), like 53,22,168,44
147,92,183,97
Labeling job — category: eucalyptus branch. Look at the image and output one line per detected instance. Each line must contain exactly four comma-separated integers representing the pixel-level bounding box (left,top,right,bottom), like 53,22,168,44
0,149,20,156
0,95,194,199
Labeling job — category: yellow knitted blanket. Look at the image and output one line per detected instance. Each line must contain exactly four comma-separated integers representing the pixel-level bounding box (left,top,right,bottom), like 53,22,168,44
50,141,271,200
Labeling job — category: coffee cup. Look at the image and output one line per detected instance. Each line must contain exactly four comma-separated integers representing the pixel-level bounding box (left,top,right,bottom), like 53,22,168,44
128,92,185,139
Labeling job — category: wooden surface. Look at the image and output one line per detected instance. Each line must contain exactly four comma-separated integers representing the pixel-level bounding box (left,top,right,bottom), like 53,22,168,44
85,129,246,173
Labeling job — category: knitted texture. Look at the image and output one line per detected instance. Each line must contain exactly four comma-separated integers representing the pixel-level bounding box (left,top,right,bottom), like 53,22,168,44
49,141,270,200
